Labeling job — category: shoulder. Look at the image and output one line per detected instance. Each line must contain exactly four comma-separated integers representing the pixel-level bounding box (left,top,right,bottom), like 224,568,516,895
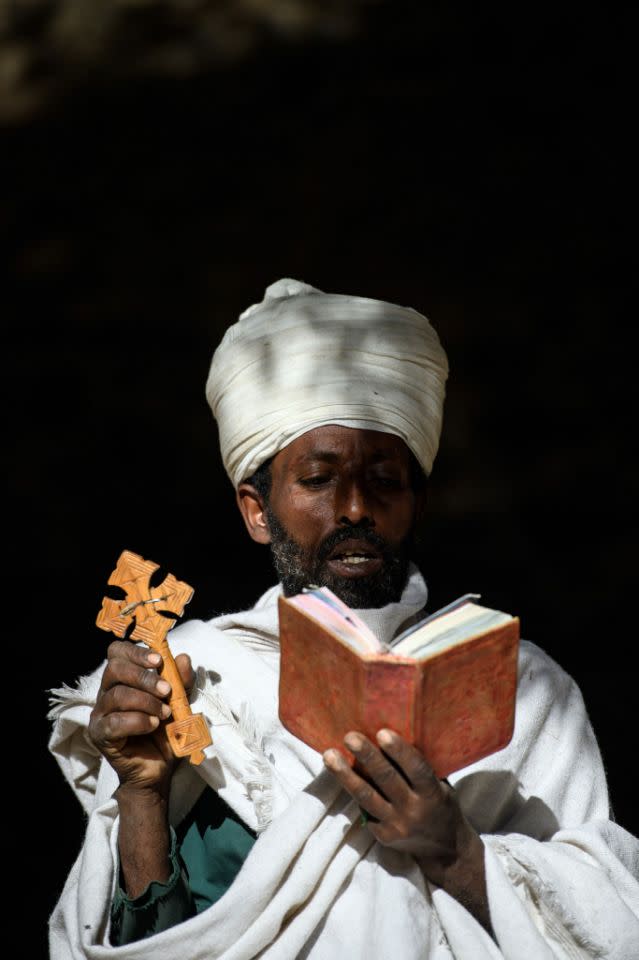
166,617,251,668
515,638,592,740
167,617,279,693
518,639,579,698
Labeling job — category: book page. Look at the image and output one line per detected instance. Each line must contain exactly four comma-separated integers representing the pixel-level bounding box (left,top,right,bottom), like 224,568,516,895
306,588,384,650
288,590,384,653
393,593,481,645
393,600,512,657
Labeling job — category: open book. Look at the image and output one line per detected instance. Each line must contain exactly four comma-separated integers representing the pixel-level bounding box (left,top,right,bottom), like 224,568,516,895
278,588,520,778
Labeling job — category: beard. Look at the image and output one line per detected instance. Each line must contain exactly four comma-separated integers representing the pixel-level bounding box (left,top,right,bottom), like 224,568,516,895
265,508,414,607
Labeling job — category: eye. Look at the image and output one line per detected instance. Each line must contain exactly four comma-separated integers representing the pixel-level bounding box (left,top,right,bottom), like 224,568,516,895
370,470,404,489
298,474,331,488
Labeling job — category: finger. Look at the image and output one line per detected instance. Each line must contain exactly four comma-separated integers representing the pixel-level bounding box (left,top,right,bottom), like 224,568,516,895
98,684,173,721
90,710,161,750
100,658,171,700
344,732,412,806
323,748,393,822
376,729,440,797
107,639,162,671
175,653,195,695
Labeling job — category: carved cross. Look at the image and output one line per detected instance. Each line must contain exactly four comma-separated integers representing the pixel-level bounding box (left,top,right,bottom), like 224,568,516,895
96,549,212,765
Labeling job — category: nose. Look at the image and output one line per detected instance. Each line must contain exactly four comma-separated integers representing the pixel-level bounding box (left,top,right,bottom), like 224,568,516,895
336,478,375,527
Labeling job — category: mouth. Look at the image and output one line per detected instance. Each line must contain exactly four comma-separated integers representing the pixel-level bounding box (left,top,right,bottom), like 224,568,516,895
324,539,383,579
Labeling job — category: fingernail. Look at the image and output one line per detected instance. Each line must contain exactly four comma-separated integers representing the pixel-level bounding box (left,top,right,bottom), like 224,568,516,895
323,749,339,769
377,729,393,746
161,704,172,718
156,680,171,696
149,716,160,728
147,653,162,666
344,733,363,751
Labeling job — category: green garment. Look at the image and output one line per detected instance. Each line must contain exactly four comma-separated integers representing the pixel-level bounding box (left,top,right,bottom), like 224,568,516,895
111,788,257,946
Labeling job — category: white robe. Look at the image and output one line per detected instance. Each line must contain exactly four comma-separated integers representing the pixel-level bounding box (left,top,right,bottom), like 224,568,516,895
48,568,639,959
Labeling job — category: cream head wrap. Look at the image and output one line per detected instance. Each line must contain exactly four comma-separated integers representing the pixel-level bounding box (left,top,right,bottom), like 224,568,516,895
206,278,449,487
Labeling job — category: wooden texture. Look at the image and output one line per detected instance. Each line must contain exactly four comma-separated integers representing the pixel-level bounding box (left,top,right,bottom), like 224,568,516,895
278,596,519,778
96,549,212,765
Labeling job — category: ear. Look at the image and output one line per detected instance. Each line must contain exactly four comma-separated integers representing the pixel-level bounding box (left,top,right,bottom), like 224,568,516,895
236,483,272,545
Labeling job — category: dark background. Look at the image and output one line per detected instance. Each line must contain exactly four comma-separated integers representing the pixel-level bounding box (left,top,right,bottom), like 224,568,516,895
2,3,634,955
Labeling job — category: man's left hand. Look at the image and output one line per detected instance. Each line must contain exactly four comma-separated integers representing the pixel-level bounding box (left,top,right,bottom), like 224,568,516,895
323,729,491,931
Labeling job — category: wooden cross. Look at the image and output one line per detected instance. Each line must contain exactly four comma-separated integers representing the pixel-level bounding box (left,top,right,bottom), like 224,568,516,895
96,549,212,765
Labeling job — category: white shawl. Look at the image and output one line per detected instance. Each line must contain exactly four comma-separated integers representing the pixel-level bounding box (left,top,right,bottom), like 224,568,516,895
48,569,639,958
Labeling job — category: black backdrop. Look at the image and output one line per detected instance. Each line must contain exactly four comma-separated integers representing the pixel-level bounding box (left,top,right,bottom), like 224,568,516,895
3,4,634,955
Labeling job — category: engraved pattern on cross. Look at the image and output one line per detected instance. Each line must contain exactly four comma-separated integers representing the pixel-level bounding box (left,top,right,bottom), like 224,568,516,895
96,549,212,765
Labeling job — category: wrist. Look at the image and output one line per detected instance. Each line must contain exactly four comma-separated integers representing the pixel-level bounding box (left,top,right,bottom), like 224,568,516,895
418,825,492,934
115,782,170,814
417,819,484,891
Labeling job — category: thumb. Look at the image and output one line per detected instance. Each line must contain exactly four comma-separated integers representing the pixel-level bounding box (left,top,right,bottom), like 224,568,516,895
174,653,196,698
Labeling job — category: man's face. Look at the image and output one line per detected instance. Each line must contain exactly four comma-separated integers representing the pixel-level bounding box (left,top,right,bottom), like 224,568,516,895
238,426,424,607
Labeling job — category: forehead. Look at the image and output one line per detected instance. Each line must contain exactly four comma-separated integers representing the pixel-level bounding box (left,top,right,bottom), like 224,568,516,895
272,425,412,472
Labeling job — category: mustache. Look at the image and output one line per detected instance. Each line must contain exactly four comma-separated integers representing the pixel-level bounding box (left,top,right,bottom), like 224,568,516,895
316,525,393,564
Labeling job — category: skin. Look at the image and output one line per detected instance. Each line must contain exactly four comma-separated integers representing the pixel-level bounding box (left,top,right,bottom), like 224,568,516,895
237,425,421,600
88,642,195,895
88,425,491,932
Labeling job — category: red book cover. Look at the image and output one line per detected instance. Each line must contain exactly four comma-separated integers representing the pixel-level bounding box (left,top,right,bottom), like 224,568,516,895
278,596,519,778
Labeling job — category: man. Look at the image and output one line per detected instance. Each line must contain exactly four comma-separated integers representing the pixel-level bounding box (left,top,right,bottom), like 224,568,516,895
49,278,639,958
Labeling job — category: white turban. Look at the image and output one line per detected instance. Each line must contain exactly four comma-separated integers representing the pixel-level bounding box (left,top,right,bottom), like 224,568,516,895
206,278,449,487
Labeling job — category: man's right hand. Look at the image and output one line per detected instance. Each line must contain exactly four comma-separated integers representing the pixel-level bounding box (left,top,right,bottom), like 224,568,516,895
88,640,195,796
88,641,196,897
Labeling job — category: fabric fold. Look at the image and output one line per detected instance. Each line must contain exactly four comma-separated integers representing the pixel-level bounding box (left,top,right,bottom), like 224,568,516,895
48,572,639,958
